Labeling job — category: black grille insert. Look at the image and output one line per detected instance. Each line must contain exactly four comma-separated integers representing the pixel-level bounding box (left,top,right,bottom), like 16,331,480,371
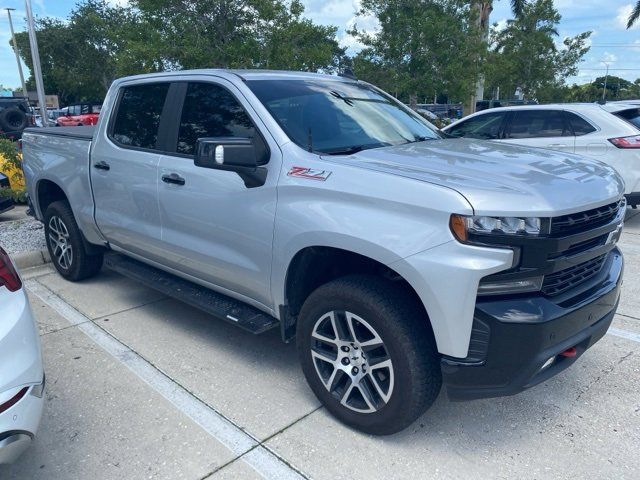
542,254,607,296
551,201,622,236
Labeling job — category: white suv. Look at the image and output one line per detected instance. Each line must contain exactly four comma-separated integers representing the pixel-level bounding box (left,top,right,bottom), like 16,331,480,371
443,103,640,206
0,247,44,464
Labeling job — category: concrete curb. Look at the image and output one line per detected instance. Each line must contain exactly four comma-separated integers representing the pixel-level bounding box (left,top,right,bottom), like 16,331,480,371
12,249,51,270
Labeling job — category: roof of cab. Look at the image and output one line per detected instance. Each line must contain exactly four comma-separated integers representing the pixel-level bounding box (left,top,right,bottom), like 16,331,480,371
113,69,356,85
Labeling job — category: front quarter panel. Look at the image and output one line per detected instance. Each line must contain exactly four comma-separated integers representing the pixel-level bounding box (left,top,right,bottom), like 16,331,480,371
271,144,475,314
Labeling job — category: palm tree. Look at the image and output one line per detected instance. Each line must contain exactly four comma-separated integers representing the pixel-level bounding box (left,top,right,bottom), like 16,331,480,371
628,1,640,28
470,0,526,112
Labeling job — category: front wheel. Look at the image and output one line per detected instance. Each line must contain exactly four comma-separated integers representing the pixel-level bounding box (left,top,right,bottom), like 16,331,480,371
44,201,103,281
297,275,442,435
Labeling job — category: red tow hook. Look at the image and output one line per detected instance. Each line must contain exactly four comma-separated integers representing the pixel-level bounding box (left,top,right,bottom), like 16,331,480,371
560,347,577,358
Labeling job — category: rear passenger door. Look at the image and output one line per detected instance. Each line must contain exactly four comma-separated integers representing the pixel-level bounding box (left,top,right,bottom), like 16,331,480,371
567,111,606,158
502,109,575,153
155,79,280,308
91,81,171,263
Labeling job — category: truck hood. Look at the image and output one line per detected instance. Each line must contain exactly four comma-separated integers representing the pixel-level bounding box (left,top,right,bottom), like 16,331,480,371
322,138,625,216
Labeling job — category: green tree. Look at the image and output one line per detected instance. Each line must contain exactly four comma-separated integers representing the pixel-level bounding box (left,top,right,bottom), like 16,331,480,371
485,0,590,100
14,0,148,104
13,0,343,105
349,0,484,107
131,0,343,71
471,1,527,107
565,76,640,102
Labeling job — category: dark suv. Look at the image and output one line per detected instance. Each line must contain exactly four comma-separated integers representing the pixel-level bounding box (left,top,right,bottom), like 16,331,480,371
0,97,33,139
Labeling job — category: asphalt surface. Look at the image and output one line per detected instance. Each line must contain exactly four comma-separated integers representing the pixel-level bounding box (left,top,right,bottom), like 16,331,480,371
1,210,640,480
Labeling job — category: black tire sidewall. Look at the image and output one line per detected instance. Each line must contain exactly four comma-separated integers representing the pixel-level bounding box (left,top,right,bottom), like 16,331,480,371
44,201,90,280
297,276,440,434
0,108,28,133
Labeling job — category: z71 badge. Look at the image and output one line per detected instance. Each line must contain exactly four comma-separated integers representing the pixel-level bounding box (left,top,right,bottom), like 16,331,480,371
287,166,332,181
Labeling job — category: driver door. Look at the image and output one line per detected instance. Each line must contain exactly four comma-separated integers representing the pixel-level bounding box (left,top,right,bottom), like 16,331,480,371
155,79,280,308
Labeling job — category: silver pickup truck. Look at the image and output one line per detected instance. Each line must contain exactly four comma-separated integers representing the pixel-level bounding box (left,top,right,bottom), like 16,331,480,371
22,70,625,434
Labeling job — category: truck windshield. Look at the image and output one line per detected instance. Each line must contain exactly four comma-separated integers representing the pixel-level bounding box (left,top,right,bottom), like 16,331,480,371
246,79,441,155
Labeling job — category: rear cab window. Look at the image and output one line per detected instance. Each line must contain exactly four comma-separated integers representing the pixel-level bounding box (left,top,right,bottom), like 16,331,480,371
109,83,171,150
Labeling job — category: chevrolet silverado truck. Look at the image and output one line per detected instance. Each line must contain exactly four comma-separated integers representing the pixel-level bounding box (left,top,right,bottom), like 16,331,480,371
21,70,625,435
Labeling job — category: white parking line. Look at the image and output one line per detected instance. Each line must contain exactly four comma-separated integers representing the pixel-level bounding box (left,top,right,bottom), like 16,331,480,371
25,279,306,480
608,327,640,344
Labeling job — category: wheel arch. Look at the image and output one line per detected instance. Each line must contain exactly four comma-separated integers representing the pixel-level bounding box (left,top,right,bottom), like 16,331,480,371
36,178,69,219
278,244,434,344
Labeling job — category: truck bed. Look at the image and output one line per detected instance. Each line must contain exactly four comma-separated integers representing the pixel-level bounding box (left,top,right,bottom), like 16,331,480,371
23,125,95,140
21,124,104,247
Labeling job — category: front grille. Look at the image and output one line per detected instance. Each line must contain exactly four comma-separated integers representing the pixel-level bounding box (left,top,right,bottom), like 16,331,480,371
542,254,607,296
550,200,622,236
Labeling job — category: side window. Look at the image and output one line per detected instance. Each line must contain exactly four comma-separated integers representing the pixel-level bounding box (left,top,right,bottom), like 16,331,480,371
446,112,505,140
111,83,170,150
506,110,570,139
565,112,596,136
69,106,78,115
81,104,90,114
176,82,257,155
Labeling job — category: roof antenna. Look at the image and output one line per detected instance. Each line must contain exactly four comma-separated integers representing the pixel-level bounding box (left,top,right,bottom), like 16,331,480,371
307,128,313,152
339,68,357,81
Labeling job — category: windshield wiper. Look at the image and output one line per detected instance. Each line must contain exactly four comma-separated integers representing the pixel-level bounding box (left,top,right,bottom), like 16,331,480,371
322,145,367,155
406,135,433,144
330,90,354,106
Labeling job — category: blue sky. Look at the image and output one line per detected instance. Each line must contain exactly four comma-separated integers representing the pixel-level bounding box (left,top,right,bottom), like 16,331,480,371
1,0,639,91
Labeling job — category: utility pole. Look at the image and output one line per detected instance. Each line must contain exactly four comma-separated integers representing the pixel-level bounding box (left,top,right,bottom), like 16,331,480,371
602,63,610,102
5,8,28,97
24,0,48,126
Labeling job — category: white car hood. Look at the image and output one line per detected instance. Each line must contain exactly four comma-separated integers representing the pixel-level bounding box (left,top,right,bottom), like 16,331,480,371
323,138,625,216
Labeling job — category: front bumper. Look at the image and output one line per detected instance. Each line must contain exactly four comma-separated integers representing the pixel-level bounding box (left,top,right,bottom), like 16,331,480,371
442,247,623,401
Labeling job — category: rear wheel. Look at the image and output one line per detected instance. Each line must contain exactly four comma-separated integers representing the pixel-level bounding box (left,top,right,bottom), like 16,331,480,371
44,201,103,281
297,275,442,435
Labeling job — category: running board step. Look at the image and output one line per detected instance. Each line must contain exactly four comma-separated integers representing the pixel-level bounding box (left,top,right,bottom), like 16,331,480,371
104,253,279,334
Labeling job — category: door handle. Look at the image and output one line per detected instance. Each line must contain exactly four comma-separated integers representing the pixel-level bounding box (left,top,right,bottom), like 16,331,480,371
162,173,186,186
93,160,110,171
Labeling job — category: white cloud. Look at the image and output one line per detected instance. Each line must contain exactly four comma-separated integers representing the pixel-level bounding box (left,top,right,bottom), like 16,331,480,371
601,51,618,63
616,4,639,30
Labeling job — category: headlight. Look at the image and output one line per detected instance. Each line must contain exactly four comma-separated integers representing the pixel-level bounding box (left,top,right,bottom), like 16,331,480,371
450,214,543,242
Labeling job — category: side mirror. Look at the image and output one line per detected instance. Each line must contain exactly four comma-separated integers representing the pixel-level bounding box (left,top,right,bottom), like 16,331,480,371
195,137,262,169
195,137,269,188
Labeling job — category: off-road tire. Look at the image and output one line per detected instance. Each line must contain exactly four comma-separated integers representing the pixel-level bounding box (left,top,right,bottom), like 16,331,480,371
44,200,103,281
297,274,442,435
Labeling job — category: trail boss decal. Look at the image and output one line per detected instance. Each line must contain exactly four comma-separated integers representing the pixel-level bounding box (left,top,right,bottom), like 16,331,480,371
287,166,332,181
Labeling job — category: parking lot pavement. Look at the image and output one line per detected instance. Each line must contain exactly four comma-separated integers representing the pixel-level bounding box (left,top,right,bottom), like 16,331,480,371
1,212,639,480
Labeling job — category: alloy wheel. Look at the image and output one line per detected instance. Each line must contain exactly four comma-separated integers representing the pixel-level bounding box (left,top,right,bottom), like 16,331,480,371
48,215,73,269
310,311,395,413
